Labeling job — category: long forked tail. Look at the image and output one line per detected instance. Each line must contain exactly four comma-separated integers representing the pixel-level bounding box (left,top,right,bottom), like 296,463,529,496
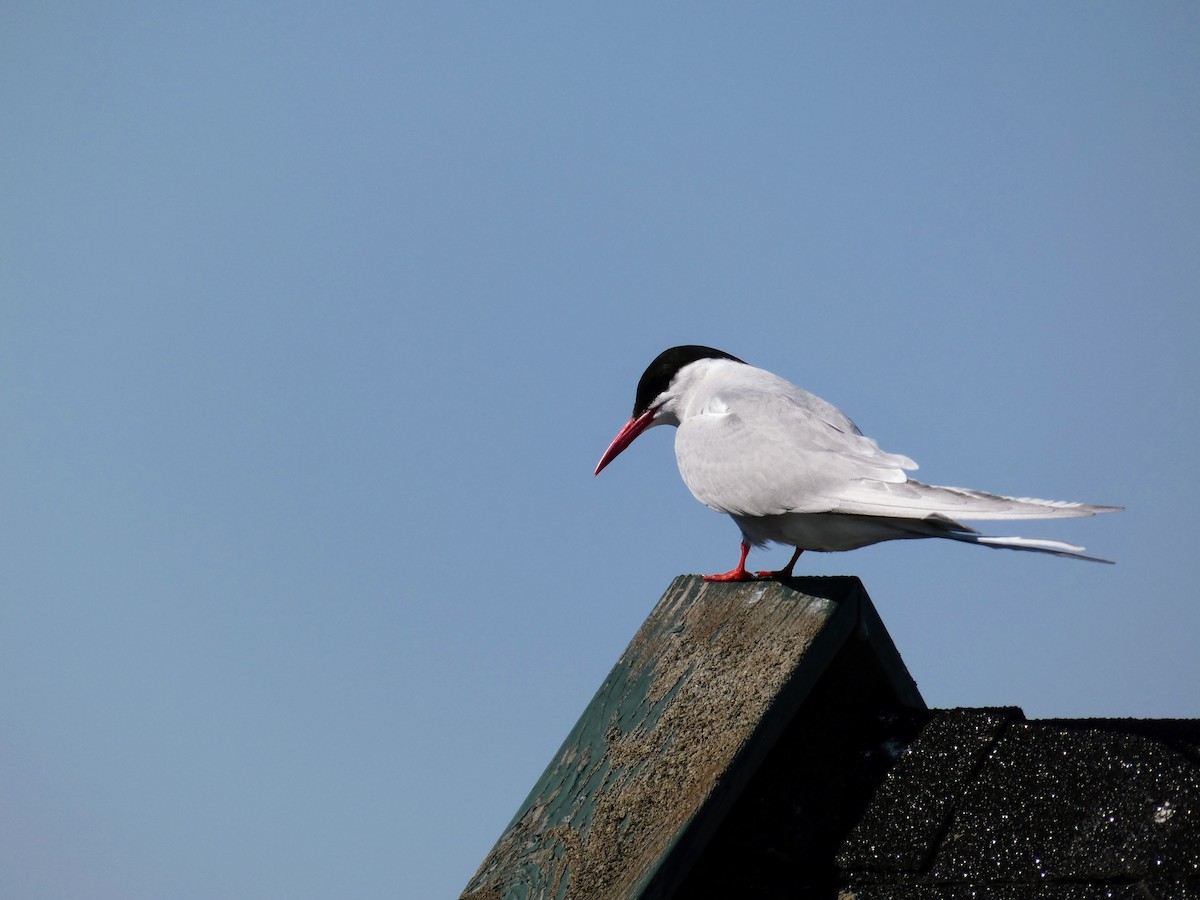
854,482,1122,562
884,512,1116,563
940,530,1115,564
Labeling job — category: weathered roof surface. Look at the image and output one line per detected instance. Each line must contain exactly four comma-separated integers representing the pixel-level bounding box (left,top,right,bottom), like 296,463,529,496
460,575,923,900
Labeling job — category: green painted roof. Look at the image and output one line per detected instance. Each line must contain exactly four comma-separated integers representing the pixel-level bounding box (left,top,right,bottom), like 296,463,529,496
462,575,923,900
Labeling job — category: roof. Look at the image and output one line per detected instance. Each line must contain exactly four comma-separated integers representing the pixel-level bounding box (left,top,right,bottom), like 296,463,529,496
462,576,1200,899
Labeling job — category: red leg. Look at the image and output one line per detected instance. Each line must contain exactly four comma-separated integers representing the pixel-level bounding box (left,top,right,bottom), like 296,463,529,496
703,541,755,582
756,547,803,580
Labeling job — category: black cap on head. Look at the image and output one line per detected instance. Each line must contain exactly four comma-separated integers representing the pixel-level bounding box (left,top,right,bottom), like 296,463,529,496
632,345,745,416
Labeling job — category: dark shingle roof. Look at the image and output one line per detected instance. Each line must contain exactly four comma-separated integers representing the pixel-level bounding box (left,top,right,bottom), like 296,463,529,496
678,702,1200,897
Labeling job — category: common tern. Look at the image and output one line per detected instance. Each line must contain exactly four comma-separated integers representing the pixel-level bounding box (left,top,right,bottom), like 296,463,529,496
595,345,1119,581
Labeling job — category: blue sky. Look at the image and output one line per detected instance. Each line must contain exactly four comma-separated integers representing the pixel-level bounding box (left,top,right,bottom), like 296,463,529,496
2,4,1198,898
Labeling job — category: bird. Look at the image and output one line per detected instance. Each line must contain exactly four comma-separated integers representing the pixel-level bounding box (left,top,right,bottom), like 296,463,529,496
594,345,1120,581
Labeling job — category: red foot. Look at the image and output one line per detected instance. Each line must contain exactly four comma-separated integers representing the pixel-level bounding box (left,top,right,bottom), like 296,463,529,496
702,541,755,582
755,547,804,581
703,568,755,582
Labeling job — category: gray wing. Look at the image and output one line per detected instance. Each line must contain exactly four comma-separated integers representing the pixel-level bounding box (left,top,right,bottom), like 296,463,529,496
674,374,916,517
674,371,1115,521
